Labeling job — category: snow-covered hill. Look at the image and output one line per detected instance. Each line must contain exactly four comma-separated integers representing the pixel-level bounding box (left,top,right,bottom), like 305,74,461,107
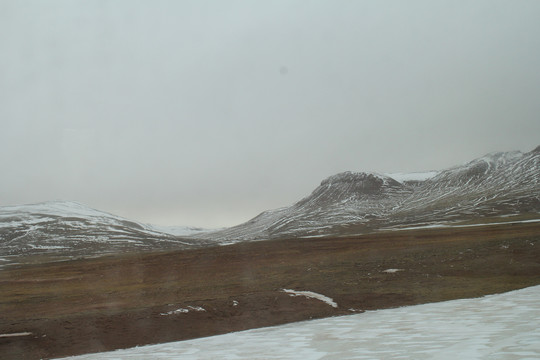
0,201,211,266
197,146,540,243
390,147,540,225
60,285,540,359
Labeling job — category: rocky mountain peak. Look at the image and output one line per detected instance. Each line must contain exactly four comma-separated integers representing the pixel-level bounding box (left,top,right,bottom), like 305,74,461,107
291,172,407,210
320,172,402,191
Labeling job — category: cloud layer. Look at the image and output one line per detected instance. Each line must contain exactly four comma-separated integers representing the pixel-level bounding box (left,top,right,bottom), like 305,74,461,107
2,1,539,227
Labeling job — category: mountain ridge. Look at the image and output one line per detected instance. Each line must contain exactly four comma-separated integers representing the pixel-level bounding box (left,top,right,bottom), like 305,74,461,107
197,145,540,242
1,145,539,264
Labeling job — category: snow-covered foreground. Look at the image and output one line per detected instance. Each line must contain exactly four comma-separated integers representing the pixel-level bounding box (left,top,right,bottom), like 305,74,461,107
62,285,540,360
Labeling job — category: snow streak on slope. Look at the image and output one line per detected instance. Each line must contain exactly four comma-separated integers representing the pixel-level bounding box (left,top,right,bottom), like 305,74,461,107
61,285,540,359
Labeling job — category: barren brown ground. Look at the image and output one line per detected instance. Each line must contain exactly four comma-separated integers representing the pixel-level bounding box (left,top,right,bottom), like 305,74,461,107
1,222,539,359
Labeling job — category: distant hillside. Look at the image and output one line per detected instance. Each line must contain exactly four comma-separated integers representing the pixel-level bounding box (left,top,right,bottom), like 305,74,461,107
196,146,540,243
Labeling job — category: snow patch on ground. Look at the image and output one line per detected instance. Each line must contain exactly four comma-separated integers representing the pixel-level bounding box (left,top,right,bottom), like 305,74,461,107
160,306,206,316
300,233,332,239
382,268,404,273
282,289,338,308
0,332,33,338
61,285,540,359
383,218,540,231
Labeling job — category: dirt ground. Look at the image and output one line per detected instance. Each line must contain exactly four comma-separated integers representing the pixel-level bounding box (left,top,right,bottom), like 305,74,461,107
1,222,539,359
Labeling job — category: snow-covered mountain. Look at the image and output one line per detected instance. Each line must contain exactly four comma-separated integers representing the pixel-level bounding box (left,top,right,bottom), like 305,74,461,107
0,201,211,266
197,146,540,243
1,146,538,264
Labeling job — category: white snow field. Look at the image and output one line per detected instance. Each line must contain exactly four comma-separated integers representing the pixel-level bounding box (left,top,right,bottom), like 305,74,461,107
385,171,440,183
62,285,540,360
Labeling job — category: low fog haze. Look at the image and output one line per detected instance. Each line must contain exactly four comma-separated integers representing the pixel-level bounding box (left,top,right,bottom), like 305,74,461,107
1,1,540,227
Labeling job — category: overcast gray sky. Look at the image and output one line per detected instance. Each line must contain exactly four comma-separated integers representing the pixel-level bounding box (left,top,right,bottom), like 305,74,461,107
1,0,539,227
